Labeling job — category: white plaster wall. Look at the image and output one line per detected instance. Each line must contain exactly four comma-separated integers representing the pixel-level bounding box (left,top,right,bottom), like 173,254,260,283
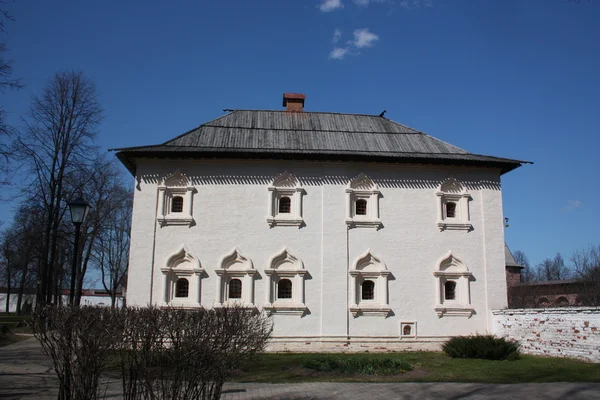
126,159,508,346
492,308,600,363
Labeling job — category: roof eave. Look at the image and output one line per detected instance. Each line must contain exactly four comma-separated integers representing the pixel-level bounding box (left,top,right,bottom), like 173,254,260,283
113,149,526,177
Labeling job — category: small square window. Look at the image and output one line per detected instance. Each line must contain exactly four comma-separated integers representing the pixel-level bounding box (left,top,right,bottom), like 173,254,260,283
445,202,456,218
278,196,291,214
444,280,456,301
277,279,293,299
355,199,368,216
228,279,242,299
175,278,189,298
361,280,375,300
171,196,184,213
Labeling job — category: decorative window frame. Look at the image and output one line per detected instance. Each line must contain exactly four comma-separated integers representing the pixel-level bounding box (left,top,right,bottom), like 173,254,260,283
436,176,472,231
433,251,474,317
345,174,382,229
349,249,391,317
400,322,416,338
160,245,204,307
214,248,257,307
157,170,195,227
263,247,307,315
267,171,305,228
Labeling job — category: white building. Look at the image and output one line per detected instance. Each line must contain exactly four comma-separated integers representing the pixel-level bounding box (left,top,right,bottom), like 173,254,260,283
114,93,529,351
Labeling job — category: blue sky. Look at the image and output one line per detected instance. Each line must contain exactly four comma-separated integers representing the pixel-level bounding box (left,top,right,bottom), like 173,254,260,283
1,0,599,270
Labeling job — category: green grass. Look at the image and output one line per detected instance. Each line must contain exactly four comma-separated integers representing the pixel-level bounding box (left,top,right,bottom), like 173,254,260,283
303,355,412,375
231,352,600,383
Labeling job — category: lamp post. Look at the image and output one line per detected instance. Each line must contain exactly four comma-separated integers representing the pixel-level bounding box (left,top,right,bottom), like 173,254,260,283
68,197,90,306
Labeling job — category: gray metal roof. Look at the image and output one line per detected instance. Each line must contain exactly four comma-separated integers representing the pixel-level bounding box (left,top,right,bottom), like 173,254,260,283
113,110,531,175
505,243,524,268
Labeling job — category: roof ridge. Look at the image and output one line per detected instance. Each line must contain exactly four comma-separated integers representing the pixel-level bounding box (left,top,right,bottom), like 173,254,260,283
222,109,410,119
200,124,422,134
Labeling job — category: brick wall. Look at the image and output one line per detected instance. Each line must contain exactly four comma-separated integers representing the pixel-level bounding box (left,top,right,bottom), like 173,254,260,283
492,307,600,363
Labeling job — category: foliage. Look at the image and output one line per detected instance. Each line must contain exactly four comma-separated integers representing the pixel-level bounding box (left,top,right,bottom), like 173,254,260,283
442,335,520,361
303,355,411,375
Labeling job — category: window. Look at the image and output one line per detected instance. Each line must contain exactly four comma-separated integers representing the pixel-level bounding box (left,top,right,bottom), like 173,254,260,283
345,174,382,229
400,322,416,338
278,197,291,214
267,171,305,227
160,245,204,307
436,177,472,231
444,281,456,300
277,279,293,299
349,249,391,317
355,199,368,216
175,278,189,298
445,202,456,218
215,248,256,307
228,279,242,299
171,196,184,213
433,251,474,317
157,170,195,227
361,280,375,300
263,247,308,315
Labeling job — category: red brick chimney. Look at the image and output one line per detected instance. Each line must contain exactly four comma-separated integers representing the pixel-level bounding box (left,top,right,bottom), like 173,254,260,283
282,93,305,112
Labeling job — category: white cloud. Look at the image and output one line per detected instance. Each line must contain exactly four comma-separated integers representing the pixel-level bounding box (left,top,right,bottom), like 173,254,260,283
565,200,582,212
332,28,342,43
352,28,379,48
399,0,433,9
329,47,350,60
319,0,343,12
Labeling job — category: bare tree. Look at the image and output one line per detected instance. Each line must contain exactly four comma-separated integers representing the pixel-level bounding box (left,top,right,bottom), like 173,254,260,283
0,4,23,175
536,253,570,282
73,158,131,306
13,71,103,305
513,250,534,282
571,244,600,306
92,179,131,307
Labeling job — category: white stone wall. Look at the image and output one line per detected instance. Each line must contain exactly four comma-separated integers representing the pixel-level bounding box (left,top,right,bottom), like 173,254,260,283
126,159,508,347
492,308,600,363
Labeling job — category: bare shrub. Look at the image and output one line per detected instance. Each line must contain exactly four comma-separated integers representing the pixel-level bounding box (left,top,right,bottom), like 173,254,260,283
32,305,122,400
33,305,272,400
118,305,273,400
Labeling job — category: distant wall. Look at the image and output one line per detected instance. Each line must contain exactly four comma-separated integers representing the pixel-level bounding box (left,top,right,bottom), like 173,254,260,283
492,307,600,363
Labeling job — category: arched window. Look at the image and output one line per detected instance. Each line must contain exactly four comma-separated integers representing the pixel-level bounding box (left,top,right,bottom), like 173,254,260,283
228,279,242,299
277,279,293,299
445,202,456,218
171,196,184,213
444,281,456,301
355,199,368,216
175,278,189,298
362,280,375,300
403,325,412,336
278,196,291,214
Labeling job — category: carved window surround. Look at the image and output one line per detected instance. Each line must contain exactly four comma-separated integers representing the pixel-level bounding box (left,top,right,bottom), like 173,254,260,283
214,248,257,307
267,171,305,228
345,174,382,229
263,247,308,315
436,176,472,232
433,251,474,317
349,249,391,317
157,170,195,227
160,245,203,307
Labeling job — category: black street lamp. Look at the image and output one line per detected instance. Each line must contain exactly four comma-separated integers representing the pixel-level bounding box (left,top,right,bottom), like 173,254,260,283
68,197,90,306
